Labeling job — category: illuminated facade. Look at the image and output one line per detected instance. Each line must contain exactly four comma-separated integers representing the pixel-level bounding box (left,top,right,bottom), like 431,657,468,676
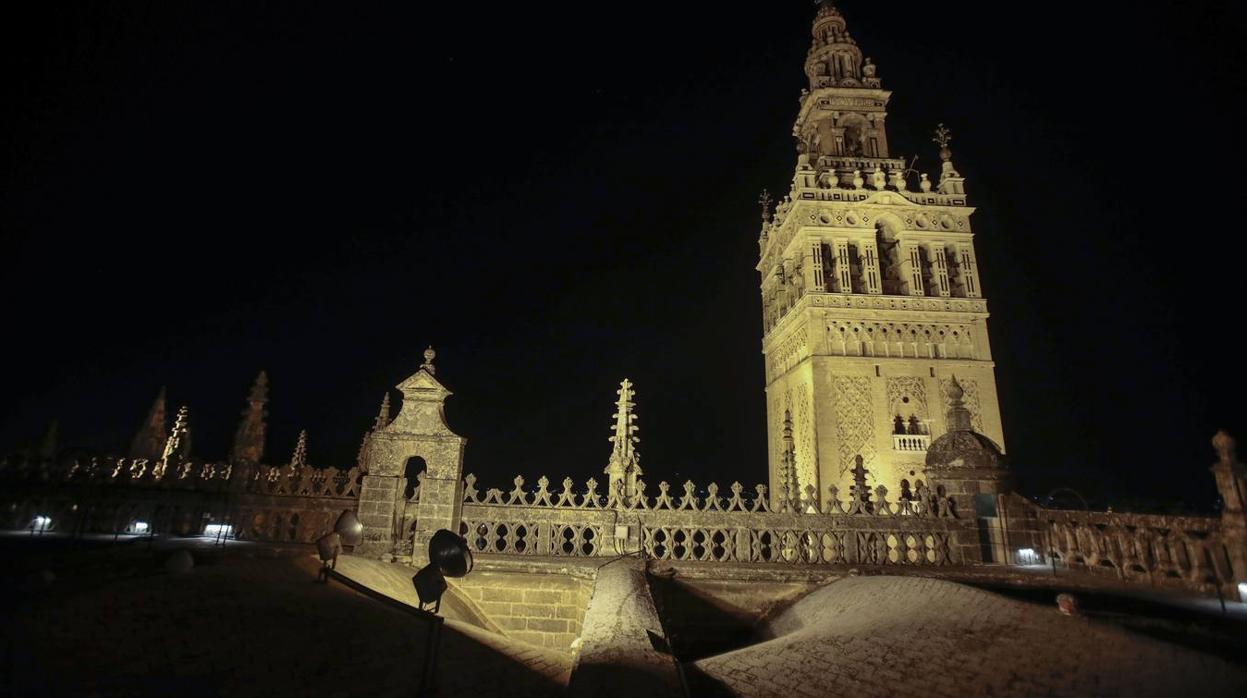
760,1,1005,505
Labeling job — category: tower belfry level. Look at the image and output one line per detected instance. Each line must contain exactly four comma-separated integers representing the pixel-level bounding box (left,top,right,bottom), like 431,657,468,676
759,1,1005,505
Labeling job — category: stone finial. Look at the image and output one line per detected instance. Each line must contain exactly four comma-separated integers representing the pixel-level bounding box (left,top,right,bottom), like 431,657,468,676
231,372,269,466
945,374,965,401
1213,430,1238,466
130,387,168,461
421,346,437,375
933,123,953,161
933,123,962,185
759,189,773,225
871,166,886,190
944,375,974,432
849,455,872,505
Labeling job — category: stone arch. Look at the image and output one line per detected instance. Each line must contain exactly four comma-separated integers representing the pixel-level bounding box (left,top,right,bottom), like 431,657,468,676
839,113,868,157
403,455,426,500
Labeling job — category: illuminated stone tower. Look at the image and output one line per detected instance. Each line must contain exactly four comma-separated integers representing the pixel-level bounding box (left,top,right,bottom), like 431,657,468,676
759,1,1005,505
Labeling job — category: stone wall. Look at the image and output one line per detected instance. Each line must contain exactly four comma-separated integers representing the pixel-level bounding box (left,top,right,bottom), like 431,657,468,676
355,474,401,556
450,565,594,649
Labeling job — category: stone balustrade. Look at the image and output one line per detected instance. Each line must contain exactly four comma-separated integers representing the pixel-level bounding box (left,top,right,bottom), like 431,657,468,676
0,455,362,544
1038,507,1237,596
453,473,974,567
892,434,930,452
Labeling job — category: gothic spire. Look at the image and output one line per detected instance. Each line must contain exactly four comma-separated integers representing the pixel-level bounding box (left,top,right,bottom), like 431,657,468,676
129,387,168,461
604,379,641,494
780,409,799,510
231,371,269,465
162,405,192,463
289,429,308,472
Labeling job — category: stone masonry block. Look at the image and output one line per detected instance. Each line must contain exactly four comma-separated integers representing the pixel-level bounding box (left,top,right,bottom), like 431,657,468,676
527,618,568,633
522,604,555,619
478,601,512,616
484,587,525,603
522,590,561,605
496,616,528,631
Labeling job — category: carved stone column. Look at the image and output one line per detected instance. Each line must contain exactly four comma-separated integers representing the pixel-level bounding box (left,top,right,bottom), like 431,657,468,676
955,243,981,298
929,243,952,297
900,241,925,296
859,239,882,295
809,238,826,293
832,238,853,293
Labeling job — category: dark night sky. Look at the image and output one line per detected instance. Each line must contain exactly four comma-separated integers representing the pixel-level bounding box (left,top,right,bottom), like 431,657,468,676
3,1,1246,511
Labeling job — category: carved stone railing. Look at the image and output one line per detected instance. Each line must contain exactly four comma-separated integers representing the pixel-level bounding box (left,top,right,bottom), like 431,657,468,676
892,434,930,452
0,456,362,544
455,474,974,567
1038,507,1236,596
0,455,360,498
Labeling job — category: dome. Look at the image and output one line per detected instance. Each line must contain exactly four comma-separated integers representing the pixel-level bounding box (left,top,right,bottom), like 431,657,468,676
925,429,1004,472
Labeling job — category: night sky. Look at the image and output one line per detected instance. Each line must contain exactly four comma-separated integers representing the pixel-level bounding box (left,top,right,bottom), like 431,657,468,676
3,1,1245,511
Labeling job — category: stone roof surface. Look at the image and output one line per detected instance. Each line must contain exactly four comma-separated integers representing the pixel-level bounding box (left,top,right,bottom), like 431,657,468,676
688,575,1247,697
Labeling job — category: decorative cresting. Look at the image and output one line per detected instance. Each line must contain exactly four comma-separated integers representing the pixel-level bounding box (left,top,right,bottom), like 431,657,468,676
604,379,642,503
356,347,466,562
0,446,361,545
458,461,969,566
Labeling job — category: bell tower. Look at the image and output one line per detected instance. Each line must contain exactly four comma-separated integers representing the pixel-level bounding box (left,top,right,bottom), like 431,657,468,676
759,1,1005,506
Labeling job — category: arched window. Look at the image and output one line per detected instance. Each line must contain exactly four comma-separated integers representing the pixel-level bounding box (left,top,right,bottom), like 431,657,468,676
403,456,427,500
